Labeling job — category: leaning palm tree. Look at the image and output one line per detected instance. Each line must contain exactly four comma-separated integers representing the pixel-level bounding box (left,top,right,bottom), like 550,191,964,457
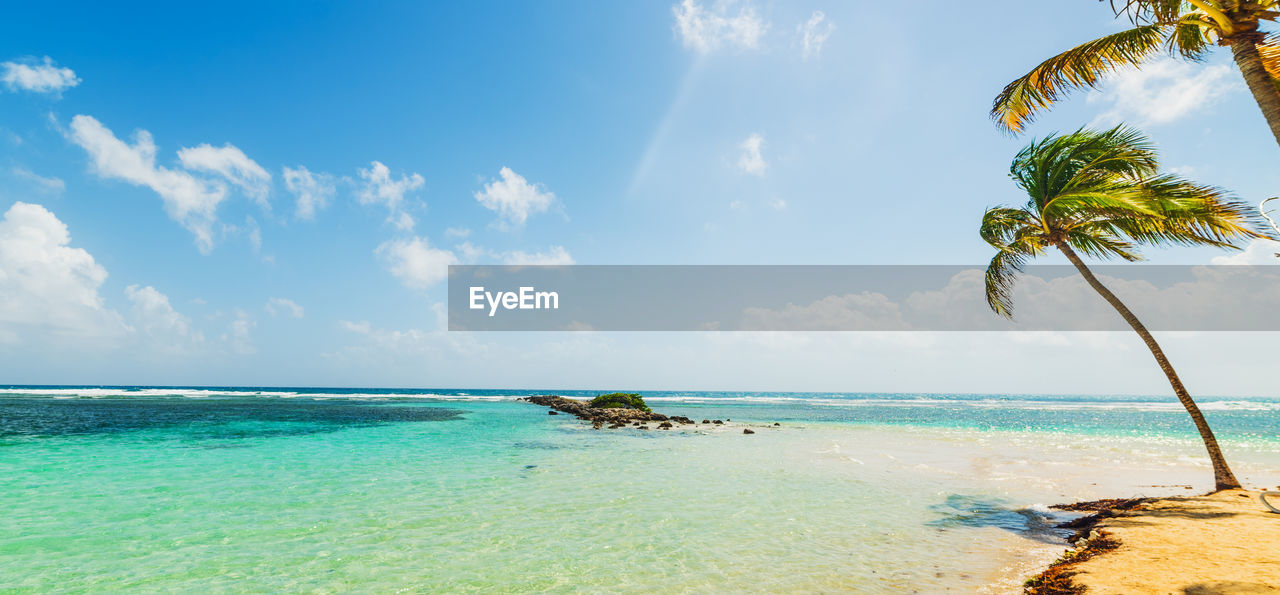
981,126,1270,491
991,1,1280,146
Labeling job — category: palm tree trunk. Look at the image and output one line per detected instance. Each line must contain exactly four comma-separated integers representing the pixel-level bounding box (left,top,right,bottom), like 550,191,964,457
1229,34,1280,149
1055,242,1242,491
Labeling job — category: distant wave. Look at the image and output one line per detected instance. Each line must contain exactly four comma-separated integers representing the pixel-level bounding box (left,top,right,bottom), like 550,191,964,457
0,387,516,401
1,387,1277,412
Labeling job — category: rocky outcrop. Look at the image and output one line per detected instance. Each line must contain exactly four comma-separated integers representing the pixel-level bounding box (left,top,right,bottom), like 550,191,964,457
520,394,695,429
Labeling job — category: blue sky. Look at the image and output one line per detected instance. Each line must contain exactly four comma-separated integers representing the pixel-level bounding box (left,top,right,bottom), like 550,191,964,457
1,1,1278,393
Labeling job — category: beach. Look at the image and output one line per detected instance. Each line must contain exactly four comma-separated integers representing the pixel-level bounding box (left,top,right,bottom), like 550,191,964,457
1030,490,1280,594
2,387,1279,592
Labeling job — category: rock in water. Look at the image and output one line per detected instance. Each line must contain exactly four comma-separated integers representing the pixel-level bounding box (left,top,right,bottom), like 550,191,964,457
519,394,674,430
743,429,755,434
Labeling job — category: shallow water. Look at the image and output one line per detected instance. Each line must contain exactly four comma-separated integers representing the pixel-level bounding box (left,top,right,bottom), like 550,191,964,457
2,387,1278,593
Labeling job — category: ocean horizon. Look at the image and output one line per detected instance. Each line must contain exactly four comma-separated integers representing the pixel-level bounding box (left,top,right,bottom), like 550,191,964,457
4,386,1278,592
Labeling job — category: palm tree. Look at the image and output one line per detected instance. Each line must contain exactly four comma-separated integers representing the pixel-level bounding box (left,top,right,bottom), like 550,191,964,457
981,126,1270,491
991,1,1280,147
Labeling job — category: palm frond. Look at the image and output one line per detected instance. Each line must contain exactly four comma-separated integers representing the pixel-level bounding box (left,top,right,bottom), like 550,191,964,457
992,25,1168,132
1167,20,1213,59
980,206,1050,318
1011,126,1159,210
1110,0,1186,23
982,126,1268,321
1136,176,1272,245
980,207,1039,248
1259,33,1280,80
1063,227,1144,261
984,249,1025,319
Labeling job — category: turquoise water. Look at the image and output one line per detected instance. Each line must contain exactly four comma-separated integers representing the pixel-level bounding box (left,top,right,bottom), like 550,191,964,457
2,387,1279,592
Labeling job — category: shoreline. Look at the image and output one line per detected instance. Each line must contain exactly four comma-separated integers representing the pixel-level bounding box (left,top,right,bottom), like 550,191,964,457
1026,490,1280,594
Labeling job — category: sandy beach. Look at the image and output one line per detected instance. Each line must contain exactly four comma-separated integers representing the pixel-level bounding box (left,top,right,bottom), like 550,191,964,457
1030,490,1280,594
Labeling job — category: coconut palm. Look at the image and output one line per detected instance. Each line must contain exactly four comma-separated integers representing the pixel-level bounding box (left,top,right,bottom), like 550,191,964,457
991,1,1280,146
981,126,1270,491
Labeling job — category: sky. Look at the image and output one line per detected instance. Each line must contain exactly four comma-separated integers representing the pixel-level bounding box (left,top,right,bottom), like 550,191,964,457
1,0,1278,394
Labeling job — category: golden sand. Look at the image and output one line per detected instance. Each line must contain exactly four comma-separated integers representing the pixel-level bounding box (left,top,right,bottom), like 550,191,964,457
1038,490,1280,594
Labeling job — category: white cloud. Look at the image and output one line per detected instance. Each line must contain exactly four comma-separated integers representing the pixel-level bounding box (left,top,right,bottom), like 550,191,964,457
770,197,787,210
731,267,1280,332
357,161,424,231
283,166,335,220
265,297,304,318
452,241,574,266
125,284,202,348
737,133,766,175
332,305,485,365
245,216,263,252
11,167,65,194
445,226,471,239
0,202,126,342
1089,57,1235,126
377,236,459,290
798,11,834,59
1,56,80,94
68,115,229,252
673,0,767,53
1211,239,1280,265
177,143,271,209
339,320,372,334
474,167,556,230
502,245,575,265
223,310,256,355
454,240,487,263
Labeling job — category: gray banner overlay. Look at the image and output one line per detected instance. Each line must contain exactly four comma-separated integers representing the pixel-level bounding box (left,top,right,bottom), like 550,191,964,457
447,265,1280,331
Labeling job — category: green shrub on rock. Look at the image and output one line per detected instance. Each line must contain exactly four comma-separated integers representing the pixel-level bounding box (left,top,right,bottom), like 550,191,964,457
589,393,650,412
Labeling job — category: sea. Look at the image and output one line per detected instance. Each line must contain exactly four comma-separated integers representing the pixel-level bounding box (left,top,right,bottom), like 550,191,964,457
2,387,1278,593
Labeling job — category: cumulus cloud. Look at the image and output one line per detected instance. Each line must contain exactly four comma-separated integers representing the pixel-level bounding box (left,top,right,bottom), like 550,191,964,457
474,167,556,230
797,11,834,59
68,115,269,253
177,143,272,209
283,166,336,220
377,236,459,290
1089,57,1236,127
734,267,1280,332
672,0,767,53
737,133,766,175
125,284,203,348
1,56,80,94
1211,239,1280,265
265,296,305,318
357,161,424,231
0,202,126,343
